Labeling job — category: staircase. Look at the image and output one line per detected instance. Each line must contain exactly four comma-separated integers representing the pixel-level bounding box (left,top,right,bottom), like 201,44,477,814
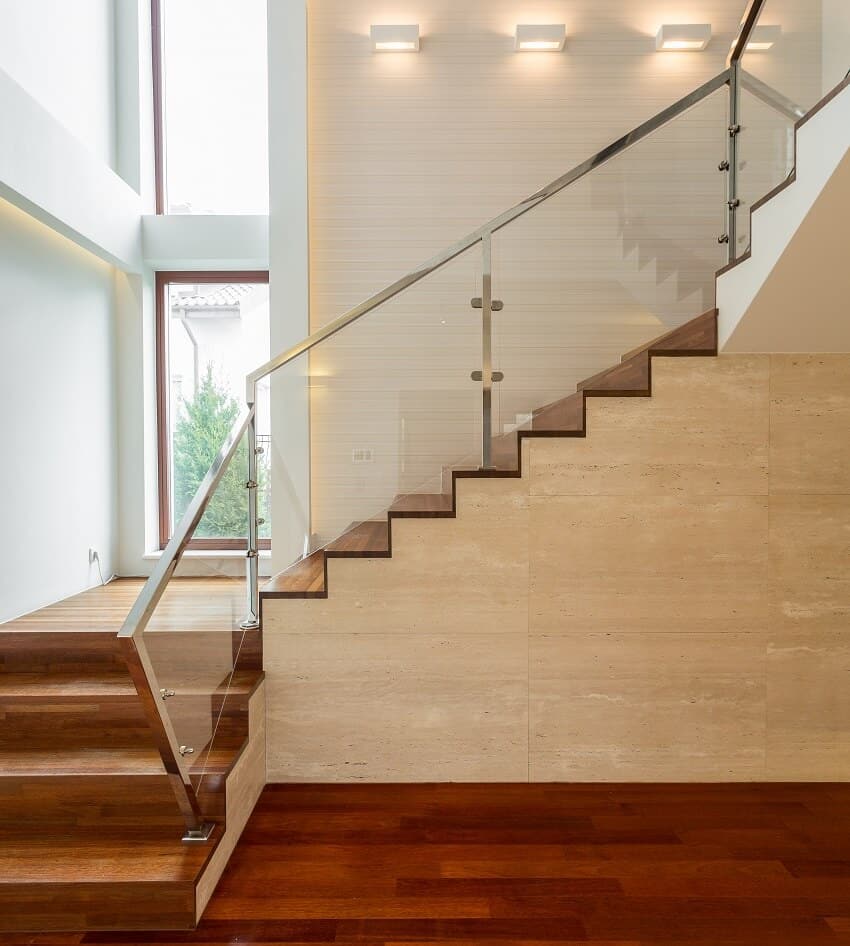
2,0,846,927
262,310,717,599
0,582,264,931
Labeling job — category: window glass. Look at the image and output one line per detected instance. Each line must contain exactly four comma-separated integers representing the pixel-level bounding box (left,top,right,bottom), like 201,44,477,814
160,0,269,213
163,279,270,545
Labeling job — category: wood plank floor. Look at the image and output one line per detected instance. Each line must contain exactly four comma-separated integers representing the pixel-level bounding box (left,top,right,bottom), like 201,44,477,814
4,783,849,944
1,577,247,635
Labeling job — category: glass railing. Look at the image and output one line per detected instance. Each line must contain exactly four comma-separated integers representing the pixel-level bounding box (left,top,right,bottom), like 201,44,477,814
491,85,727,465
122,0,842,840
118,410,255,841
731,0,843,255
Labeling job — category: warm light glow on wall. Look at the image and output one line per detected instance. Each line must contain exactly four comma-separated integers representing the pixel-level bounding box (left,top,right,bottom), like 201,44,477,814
746,25,781,51
515,24,566,52
656,24,712,52
370,25,420,53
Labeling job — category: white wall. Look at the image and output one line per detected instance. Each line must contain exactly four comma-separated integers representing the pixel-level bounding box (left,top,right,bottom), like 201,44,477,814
268,0,312,573
822,0,850,94
0,198,117,622
0,0,117,169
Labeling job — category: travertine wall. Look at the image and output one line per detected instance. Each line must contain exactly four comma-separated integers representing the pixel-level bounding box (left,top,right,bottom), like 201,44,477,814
263,354,850,781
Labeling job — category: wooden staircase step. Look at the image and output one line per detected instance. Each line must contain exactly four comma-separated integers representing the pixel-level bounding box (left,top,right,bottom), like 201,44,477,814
531,391,585,432
0,748,166,778
262,552,325,597
389,493,454,516
326,520,390,556
619,308,718,362
578,350,650,396
0,838,209,884
263,522,390,599
0,671,136,699
0,632,125,674
0,775,194,834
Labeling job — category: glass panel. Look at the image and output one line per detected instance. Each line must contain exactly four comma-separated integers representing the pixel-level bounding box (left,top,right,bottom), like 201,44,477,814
740,0,825,114
491,88,727,468
268,246,482,574
735,0,827,255
142,461,251,815
165,280,270,544
736,89,795,254
160,0,269,214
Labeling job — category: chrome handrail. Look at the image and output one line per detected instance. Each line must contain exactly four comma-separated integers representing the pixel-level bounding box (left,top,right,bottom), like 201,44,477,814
729,0,768,65
118,405,254,841
246,69,732,401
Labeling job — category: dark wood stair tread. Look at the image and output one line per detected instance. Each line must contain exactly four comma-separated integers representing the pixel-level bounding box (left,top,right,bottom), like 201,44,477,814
389,493,454,516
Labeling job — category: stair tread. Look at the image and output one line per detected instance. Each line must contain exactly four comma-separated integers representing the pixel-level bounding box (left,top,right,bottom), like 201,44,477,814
0,744,241,777
326,520,389,555
620,308,718,362
0,748,166,777
0,671,136,699
531,391,584,431
0,837,210,884
262,522,391,598
390,493,454,515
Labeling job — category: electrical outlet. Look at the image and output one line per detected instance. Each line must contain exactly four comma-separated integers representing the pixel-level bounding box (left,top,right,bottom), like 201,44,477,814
352,448,375,464
88,548,99,565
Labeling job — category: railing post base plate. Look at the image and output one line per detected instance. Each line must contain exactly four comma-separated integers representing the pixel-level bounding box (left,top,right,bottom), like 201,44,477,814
182,822,216,843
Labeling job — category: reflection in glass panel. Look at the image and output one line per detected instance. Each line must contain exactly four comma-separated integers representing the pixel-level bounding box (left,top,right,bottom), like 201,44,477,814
160,0,269,214
166,281,270,542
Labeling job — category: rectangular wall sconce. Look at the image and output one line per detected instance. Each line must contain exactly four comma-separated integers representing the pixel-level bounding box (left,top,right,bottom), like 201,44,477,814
370,24,420,52
746,25,781,51
656,24,712,51
515,24,566,52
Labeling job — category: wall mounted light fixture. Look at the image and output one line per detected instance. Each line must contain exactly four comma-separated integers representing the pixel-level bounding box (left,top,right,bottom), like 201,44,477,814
746,25,781,51
370,24,420,52
656,24,712,51
515,24,566,52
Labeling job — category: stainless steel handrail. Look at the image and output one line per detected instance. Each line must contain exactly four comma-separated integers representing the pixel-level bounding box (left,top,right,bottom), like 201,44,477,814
246,68,732,401
741,70,807,122
729,0,768,65
118,405,254,841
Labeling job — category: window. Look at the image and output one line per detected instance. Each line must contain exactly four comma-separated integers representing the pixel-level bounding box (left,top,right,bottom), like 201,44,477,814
156,273,271,550
152,0,269,214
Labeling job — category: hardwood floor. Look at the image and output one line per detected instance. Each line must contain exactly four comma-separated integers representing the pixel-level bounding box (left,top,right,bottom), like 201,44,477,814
4,782,847,944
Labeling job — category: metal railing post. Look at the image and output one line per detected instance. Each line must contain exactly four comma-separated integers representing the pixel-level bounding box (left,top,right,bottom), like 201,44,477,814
480,233,494,470
120,634,215,842
726,60,742,264
241,388,261,630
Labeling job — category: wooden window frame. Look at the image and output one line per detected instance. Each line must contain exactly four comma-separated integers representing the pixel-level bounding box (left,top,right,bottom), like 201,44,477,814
156,271,271,551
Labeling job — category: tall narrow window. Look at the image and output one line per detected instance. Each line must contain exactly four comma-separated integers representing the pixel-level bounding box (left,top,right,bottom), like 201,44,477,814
156,273,271,549
153,0,269,214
